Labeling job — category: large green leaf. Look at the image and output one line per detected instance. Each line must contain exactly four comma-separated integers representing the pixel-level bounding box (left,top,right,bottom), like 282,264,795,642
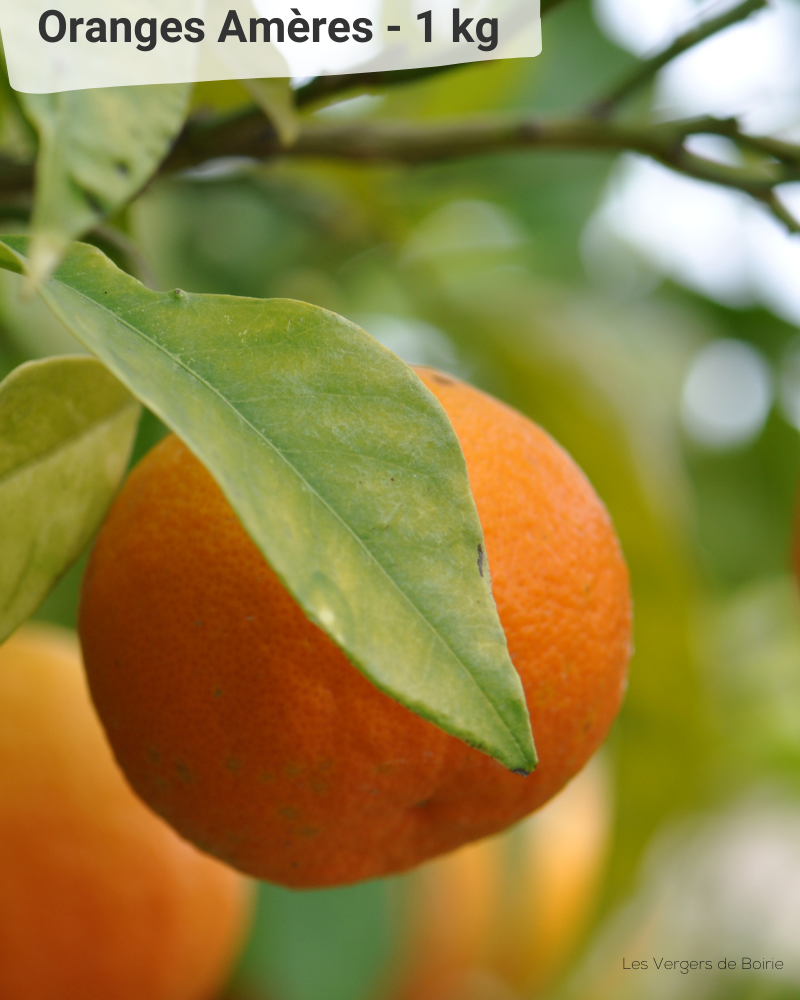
20,85,192,286
0,356,140,643
0,236,535,773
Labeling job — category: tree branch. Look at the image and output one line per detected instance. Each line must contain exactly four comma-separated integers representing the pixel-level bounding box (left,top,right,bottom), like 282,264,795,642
155,108,800,231
294,66,459,108
540,0,573,13
4,0,799,240
760,190,800,234
591,0,768,117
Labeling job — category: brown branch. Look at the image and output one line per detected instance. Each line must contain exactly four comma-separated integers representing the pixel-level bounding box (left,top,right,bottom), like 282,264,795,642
295,66,461,108
760,190,800,234
5,47,799,237
155,108,800,231
540,0,573,13
591,0,768,117
160,110,790,182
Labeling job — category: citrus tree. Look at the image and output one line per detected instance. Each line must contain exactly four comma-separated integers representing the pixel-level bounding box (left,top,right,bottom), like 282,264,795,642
2,0,800,997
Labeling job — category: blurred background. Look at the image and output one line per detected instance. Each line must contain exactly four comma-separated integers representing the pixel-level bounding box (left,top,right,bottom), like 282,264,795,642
3,0,800,997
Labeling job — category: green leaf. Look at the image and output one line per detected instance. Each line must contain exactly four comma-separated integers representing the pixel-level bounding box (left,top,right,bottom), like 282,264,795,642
0,236,535,774
19,85,192,287
0,356,140,644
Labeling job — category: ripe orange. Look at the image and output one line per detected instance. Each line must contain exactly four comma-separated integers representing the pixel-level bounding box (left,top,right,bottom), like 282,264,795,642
78,367,631,888
0,625,252,1000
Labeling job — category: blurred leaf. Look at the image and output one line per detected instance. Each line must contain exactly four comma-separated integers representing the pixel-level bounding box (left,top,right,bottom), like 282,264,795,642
244,79,300,147
704,575,800,785
0,356,139,643
19,84,192,287
236,881,396,1000
0,236,535,774
190,79,255,116
0,270,86,360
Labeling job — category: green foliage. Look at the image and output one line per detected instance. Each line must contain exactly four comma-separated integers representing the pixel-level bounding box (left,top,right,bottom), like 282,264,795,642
0,236,534,774
19,84,191,285
236,880,399,1000
1,1,799,995
0,356,139,643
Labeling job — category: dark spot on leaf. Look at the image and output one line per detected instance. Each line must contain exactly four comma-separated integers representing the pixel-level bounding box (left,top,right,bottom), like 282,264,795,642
512,768,532,777
114,160,130,176
477,543,484,577
172,288,187,299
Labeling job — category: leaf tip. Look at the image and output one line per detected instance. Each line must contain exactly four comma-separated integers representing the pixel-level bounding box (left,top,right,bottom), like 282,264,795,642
505,723,537,775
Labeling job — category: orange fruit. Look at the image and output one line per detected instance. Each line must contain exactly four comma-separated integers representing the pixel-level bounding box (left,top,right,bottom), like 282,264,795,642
0,625,252,1000
78,367,631,888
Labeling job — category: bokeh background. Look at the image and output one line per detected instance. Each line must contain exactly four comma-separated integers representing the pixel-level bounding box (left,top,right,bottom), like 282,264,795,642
3,0,800,997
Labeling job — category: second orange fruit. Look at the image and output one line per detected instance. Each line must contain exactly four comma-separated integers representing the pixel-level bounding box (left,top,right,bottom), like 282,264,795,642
79,367,631,888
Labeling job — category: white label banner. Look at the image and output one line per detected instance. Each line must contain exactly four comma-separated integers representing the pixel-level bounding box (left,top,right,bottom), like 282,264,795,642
0,0,541,93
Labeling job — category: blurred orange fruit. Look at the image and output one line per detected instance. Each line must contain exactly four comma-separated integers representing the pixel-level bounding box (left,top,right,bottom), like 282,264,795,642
0,625,252,1000
390,756,612,1000
78,367,631,888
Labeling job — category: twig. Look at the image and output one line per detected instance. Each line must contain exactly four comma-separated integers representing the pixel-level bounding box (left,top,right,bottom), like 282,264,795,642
591,0,768,117
540,0,573,13
157,109,800,231
295,66,461,108
161,111,791,183
3,1,799,241
760,190,800,233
